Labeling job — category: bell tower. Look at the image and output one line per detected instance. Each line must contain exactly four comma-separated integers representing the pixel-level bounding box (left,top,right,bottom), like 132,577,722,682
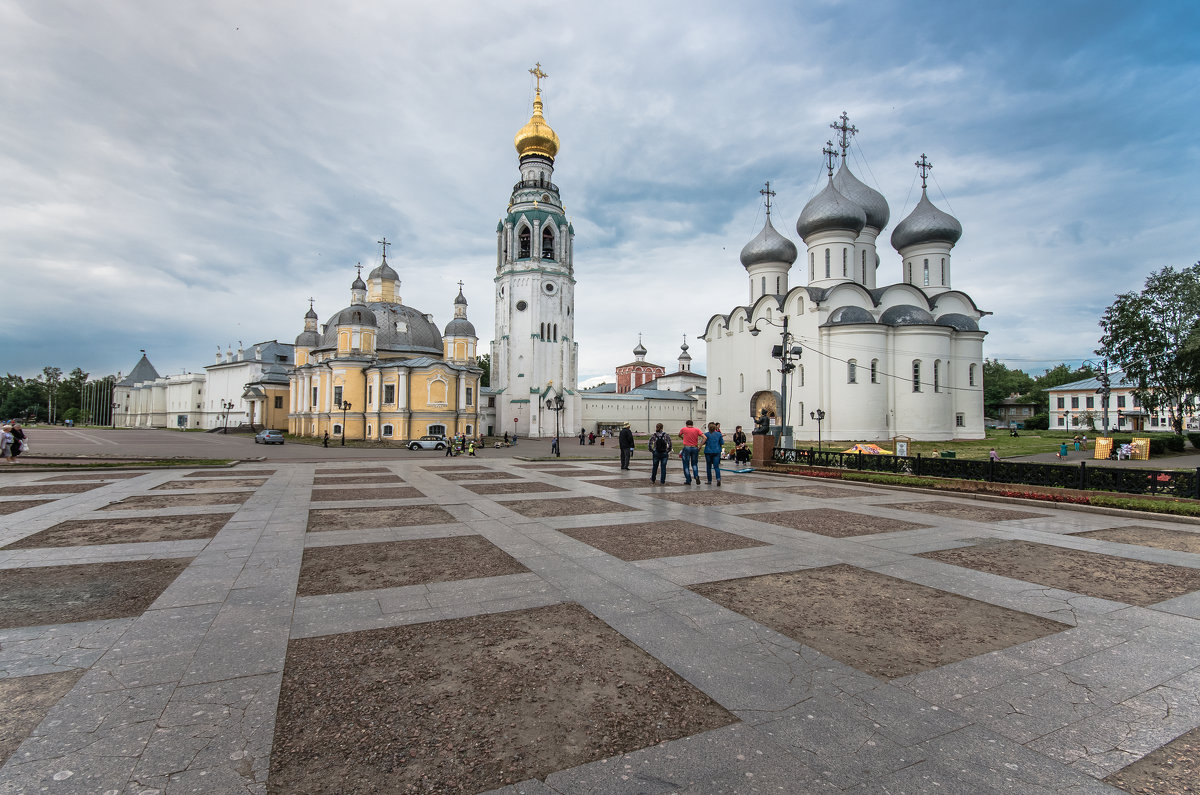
492,64,580,438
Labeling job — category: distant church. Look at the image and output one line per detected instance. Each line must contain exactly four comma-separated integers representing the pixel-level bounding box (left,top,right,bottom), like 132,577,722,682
704,115,987,442
489,64,581,439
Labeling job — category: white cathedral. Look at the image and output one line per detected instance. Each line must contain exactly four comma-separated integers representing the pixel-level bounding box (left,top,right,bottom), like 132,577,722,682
704,116,987,443
489,66,581,439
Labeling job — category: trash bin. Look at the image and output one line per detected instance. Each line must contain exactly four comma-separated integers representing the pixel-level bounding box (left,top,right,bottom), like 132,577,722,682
940,450,955,458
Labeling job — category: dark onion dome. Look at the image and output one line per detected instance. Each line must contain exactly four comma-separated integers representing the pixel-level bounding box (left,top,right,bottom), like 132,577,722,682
319,302,443,355
351,274,367,291
633,340,647,357
879,305,936,326
832,162,890,230
304,306,318,320
295,330,320,347
824,306,876,326
796,180,867,241
444,317,477,337
454,288,468,306
328,305,378,328
368,257,399,281
935,313,979,332
740,215,798,269
890,190,962,251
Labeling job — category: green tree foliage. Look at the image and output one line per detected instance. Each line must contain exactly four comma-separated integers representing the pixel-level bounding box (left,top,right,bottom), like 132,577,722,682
1098,263,1200,434
0,375,48,421
982,359,1034,415
477,353,490,387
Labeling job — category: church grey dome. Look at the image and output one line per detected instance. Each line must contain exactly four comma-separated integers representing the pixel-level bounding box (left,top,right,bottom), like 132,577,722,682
832,162,890,230
891,191,962,251
796,180,867,241
936,313,979,332
740,216,798,268
295,330,320,347
824,306,876,326
329,306,378,328
444,317,476,337
319,302,443,354
879,305,936,326
351,274,367,291
304,306,318,320
454,288,468,306
368,257,399,281
633,340,647,356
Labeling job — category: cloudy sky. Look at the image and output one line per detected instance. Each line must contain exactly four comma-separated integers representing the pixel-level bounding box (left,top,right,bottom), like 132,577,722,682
3,0,1198,384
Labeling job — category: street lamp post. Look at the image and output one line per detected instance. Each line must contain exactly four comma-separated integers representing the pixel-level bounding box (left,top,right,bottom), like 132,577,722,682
221,400,235,434
810,409,825,451
545,393,565,457
1081,359,1111,434
338,400,352,446
111,402,120,430
749,315,803,447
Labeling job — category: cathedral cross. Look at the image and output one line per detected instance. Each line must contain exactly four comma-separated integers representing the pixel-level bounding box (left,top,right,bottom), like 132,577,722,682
457,280,464,292
355,263,362,278
759,181,776,217
378,237,390,259
915,153,932,189
307,297,315,310
822,141,839,177
529,62,548,91
831,111,858,157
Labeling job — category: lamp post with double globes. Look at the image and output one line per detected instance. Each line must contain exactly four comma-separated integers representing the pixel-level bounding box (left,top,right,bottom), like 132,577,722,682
749,315,803,448
810,409,826,452
1081,359,1111,434
545,393,565,457
111,402,120,430
220,400,235,434
338,400,352,446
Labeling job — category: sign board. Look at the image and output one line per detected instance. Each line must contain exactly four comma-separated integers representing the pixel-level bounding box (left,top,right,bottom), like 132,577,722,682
895,441,909,457
1131,437,1151,461
1093,438,1113,460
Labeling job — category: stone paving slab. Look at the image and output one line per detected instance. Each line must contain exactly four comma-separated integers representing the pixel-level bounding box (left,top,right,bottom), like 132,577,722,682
3,461,1200,792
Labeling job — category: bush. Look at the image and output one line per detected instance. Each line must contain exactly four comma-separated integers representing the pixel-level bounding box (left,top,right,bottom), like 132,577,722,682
1148,437,1167,455
1165,434,1186,452
1188,432,1200,449
1090,495,1200,517
1025,413,1049,430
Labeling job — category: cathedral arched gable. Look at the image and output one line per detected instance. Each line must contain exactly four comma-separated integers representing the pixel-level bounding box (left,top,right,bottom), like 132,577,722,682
701,313,733,339
820,282,875,310
930,290,986,317
782,285,808,316
873,283,934,311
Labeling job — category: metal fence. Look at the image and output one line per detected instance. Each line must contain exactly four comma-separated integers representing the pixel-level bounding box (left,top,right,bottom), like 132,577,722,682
771,448,1200,499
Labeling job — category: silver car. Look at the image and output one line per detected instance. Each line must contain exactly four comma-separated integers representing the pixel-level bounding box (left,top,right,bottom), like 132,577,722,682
408,435,448,451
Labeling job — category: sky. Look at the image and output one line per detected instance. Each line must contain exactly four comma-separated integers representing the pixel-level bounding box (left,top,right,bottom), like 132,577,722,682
3,0,1198,385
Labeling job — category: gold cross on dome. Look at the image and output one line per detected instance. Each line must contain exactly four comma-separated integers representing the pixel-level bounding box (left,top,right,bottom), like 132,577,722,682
529,62,548,91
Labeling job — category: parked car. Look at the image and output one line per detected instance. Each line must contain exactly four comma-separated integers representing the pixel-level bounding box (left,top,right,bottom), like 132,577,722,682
254,429,285,445
408,435,448,451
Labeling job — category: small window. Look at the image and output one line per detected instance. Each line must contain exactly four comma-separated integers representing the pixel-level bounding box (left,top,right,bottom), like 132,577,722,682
487,396,495,408
466,387,474,406
824,248,830,278
1057,396,1065,409
717,377,722,395
775,276,780,293
912,360,921,392
933,361,940,392
941,257,946,284
518,227,531,258
848,359,857,384
333,386,343,406
1086,396,1094,408
955,413,965,427
923,259,929,286
311,386,318,407
842,248,847,276
761,276,766,296
367,385,374,405
870,359,878,384
969,363,977,387
383,384,396,404
739,373,744,392
516,300,528,311
382,424,393,437
1117,396,1126,408
907,261,912,283
1059,416,1066,427
810,252,815,281
274,396,283,409
1071,397,1079,408
332,423,342,435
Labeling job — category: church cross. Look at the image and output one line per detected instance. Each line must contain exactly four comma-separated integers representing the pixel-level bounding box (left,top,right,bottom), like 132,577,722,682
831,111,858,157
822,140,839,177
457,280,464,292
915,153,932,189
355,263,362,278
378,237,390,260
760,181,776,217
529,62,548,91
307,297,315,310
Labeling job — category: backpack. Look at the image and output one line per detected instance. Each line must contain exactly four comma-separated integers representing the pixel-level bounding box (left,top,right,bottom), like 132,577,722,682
654,433,668,454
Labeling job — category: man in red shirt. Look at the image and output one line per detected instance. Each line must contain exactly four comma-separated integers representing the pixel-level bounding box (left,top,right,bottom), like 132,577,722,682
677,419,705,485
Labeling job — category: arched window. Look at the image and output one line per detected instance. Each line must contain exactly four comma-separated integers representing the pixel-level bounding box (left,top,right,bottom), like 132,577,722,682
923,258,930,286
933,360,941,392
739,373,744,392
824,248,830,278
761,276,766,296
518,226,531,258
861,250,866,282
810,252,815,281
539,323,544,340
553,323,558,341
797,364,804,387
848,359,857,383
367,424,372,437
969,363,977,386
775,276,780,293
912,360,921,392
870,359,879,383
466,424,473,435
842,248,847,276
907,261,912,283
542,227,555,259
717,377,722,395
941,257,946,284
333,423,343,435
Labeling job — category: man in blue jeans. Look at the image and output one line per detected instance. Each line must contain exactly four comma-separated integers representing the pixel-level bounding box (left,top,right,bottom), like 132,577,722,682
647,423,672,484
677,419,705,485
703,421,724,485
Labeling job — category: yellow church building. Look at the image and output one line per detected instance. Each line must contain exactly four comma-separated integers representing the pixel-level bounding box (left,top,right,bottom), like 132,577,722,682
288,248,483,443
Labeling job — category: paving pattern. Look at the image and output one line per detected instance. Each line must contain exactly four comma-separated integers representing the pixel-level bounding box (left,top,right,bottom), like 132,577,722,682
1,460,1200,793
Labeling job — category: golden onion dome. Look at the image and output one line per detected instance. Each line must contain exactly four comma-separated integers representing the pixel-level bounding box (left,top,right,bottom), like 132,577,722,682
514,90,560,160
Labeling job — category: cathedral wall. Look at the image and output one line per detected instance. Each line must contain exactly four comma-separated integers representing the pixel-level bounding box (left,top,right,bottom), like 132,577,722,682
888,327,955,439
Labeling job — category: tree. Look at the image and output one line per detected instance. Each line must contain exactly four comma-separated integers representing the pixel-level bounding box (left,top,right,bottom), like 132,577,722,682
41,366,63,424
477,353,490,388
1098,263,1200,434
982,359,1034,415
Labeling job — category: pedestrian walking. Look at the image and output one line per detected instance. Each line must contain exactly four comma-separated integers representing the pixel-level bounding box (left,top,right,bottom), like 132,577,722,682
579,428,585,445
588,431,595,445
733,425,749,464
677,419,705,485
0,425,14,464
1057,442,1068,459
468,440,477,456
618,422,635,469
703,422,724,485
550,436,558,456
648,423,672,484
322,430,329,448
10,423,27,460
504,430,509,444
445,439,454,456
989,448,999,462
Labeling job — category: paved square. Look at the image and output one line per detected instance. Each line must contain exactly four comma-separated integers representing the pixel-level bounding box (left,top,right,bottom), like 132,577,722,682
4,457,1200,792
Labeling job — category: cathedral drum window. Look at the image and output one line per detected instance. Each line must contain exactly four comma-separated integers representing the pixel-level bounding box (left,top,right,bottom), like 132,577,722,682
516,300,528,311
543,282,556,294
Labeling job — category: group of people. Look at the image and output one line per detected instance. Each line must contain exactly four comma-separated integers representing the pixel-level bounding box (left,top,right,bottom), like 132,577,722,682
1,422,28,463
643,419,732,486
445,434,478,457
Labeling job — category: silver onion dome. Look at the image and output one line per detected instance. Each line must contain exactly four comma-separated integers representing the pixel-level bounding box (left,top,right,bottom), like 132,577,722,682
304,306,318,320
295,330,320,347
368,257,399,281
796,180,867,241
740,215,798,269
832,162,890,230
890,190,962,251
879,305,935,326
936,313,979,332
351,274,367,291
824,306,876,326
633,340,647,357
444,317,477,337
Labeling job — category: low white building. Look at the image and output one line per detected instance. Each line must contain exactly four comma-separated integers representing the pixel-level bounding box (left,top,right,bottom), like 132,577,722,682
1045,372,1199,433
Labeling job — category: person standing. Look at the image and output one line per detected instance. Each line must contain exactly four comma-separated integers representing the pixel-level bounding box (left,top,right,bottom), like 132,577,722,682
618,423,635,469
677,419,705,485
732,425,748,464
703,422,725,485
0,425,13,464
468,440,477,457
579,428,586,445
648,423,672,484
504,430,509,444
989,448,1000,462
322,430,329,448
550,436,559,456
